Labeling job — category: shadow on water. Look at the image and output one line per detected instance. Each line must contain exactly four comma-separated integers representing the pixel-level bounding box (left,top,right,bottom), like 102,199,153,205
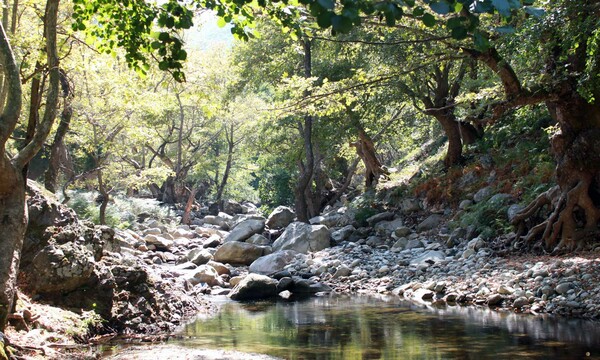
176,295,600,360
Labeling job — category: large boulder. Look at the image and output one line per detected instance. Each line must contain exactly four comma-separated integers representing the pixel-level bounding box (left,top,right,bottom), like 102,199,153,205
228,274,278,301
224,219,265,243
24,242,95,294
185,265,223,287
214,241,266,265
266,206,295,229
246,234,270,245
223,200,244,215
416,214,443,232
272,222,330,253
144,234,174,251
331,225,355,243
249,250,298,275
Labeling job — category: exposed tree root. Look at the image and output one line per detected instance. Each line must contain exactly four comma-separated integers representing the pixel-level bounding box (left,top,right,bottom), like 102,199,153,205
512,177,600,252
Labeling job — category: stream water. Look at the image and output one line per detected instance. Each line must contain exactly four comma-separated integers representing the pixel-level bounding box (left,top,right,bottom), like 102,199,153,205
172,295,600,360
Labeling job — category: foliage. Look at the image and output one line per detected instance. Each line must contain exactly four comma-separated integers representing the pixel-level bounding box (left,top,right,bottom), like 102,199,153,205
348,190,379,227
457,198,511,239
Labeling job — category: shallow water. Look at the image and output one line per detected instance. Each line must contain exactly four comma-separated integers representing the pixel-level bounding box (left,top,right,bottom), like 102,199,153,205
177,295,600,360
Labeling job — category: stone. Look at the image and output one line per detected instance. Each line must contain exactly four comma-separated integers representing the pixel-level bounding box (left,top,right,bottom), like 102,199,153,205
391,238,409,251
144,234,173,251
171,228,195,239
187,248,213,266
277,277,294,292
473,186,493,203
417,214,443,232
249,250,299,275
143,228,162,236
309,214,343,227
513,297,529,308
272,222,330,254
393,226,411,238
26,242,95,294
246,234,270,246
374,218,404,235
186,265,223,287
229,274,278,301
223,199,244,215
405,239,424,250
266,206,296,229
462,249,475,259
202,234,222,248
410,250,445,267
207,261,230,275
467,237,486,251
332,265,352,278
487,294,504,306
202,215,230,230
507,204,526,222
366,211,395,226
365,236,385,247
412,288,435,301
488,193,513,206
214,241,265,265
497,285,514,295
224,219,265,243
401,198,421,213
459,200,473,210
331,225,356,243
229,276,244,287
555,282,573,295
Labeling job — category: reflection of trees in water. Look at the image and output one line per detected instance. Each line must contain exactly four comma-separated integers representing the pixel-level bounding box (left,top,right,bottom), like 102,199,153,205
182,296,600,359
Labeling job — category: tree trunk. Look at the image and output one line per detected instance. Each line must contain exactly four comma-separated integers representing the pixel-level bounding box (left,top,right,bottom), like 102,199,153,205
512,95,600,251
216,123,234,204
182,186,198,225
351,129,389,188
0,156,26,330
294,38,315,223
97,170,108,225
45,92,72,192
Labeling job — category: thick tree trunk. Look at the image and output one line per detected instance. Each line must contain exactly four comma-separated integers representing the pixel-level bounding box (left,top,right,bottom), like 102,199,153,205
0,157,26,330
351,129,389,188
512,96,600,251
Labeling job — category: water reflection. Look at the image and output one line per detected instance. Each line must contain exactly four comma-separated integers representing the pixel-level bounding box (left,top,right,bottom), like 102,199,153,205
179,295,600,359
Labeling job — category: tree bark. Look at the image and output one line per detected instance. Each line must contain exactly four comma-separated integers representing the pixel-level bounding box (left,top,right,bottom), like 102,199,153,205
216,123,234,204
45,73,73,192
294,38,316,223
0,0,58,330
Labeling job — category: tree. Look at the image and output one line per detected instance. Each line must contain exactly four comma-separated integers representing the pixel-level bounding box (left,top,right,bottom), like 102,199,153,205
0,0,59,330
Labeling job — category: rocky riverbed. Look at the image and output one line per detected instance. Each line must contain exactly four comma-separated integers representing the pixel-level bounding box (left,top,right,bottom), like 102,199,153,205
3,185,600,359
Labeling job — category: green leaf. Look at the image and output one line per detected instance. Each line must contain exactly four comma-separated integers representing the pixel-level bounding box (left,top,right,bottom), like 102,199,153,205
446,17,462,29
158,32,170,41
317,0,335,10
316,11,332,28
150,41,161,49
422,13,436,27
451,25,468,40
473,30,489,50
78,22,86,31
491,0,510,17
430,1,451,15
412,7,425,17
217,17,227,28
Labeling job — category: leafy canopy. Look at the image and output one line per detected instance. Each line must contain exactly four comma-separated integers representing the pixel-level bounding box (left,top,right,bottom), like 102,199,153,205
72,0,542,81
